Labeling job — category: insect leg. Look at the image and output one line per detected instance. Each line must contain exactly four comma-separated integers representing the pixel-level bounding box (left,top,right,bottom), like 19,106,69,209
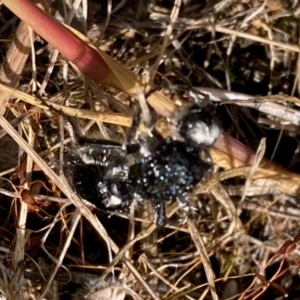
153,201,166,227
126,106,142,144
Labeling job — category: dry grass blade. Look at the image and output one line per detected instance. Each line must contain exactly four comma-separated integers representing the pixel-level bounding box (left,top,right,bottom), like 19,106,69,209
188,219,218,300
147,0,181,88
0,21,31,116
188,24,300,53
39,211,81,299
240,138,266,203
0,83,132,126
197,87,300,126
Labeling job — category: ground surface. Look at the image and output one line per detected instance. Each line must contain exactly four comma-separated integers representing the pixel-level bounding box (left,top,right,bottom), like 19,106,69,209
1,0,300,299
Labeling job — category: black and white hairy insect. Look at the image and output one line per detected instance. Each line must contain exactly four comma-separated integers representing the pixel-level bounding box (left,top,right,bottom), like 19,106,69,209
63,99,220,227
